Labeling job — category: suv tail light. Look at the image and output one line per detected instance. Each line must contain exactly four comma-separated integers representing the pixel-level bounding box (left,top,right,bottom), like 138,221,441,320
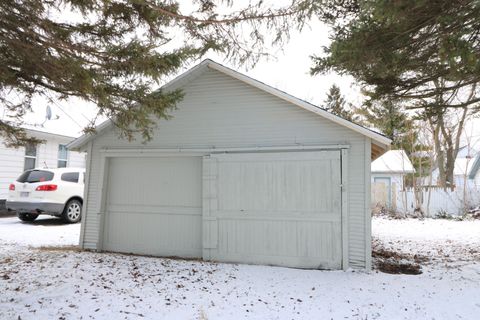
9,184,15,191
35,184,57,191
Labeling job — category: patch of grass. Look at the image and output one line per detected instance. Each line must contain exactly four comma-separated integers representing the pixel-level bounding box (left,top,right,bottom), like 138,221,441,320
199,308,208,320
36,245,83,252
433,210,469,221
1,257,13,264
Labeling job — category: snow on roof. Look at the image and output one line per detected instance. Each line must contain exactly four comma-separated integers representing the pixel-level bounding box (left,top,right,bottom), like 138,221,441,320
456,144,480,159
453,158,476,176
23,126,77,139
371,150,415,174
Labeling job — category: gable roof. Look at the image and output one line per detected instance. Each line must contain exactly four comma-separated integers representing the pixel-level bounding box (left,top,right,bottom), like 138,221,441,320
469,154,480,179
25,128,77,140
68,59,391,150
454,158,476,176
371,150,415,174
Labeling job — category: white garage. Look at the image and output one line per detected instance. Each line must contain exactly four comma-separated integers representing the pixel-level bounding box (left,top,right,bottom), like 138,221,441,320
70,60,390,270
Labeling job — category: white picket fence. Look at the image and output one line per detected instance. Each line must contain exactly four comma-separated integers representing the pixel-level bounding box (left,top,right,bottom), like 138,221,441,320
396,185,480,216
372,180,480,216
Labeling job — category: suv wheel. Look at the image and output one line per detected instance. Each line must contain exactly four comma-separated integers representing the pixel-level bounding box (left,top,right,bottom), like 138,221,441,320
18,212,39,222
62,199,82,223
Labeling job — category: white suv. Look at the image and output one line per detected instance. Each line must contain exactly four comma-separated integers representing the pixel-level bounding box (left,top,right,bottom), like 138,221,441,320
7,167,85,223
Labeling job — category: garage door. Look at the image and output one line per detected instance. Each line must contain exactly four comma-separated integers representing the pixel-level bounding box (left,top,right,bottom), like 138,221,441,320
203,151,342,269
103,156,202,258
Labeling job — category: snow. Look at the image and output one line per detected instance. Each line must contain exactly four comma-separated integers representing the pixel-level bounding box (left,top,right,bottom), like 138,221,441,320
371,150,415,173
0,216,80,247
373,217,480,245
1,216,479,319
372,217,480,274
453,157,476,176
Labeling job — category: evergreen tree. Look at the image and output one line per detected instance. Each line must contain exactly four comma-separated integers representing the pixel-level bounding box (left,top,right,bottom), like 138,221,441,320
323,84,357,122
311,0,480,111
0,0,310,146
311,0,480,186
357,99,411,149
358,99,431,185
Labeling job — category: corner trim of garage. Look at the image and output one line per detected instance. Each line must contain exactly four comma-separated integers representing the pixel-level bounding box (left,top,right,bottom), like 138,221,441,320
79,141,93,249
341,148,349,270
364,138,373,270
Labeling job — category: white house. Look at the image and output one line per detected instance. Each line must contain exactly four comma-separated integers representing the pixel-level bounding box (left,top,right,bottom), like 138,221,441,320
0,128,85,208
69,60,391,270
431,145,480,189
371,150,415,210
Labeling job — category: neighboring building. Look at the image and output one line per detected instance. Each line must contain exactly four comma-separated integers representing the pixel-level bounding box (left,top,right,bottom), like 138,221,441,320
371,150,415,210
456,144,480,159
388,145,480,216
0,128,85,206
468,155,480,187
69,59,391,270
431,144,480,188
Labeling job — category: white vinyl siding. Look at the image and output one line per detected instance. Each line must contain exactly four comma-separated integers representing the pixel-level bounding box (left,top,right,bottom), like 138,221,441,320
81,67,371,268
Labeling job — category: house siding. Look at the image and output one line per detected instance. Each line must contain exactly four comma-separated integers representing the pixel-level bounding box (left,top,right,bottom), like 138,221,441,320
0,143,25,200
81,67,371,268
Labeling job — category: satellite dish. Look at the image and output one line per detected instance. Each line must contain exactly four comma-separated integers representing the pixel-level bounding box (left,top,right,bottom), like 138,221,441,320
46,105,52,120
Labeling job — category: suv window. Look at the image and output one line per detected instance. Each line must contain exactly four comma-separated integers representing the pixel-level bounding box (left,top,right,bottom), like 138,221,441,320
17,170,54,183
61,172,79,183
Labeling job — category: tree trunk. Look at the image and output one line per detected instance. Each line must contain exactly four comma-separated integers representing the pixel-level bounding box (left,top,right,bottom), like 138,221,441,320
430,103,468,190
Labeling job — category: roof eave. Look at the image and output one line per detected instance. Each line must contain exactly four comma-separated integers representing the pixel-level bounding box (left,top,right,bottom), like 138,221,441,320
371,170,416,174
67,119,113,150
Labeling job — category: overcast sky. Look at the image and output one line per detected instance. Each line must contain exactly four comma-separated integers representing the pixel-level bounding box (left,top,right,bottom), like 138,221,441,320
3,4,478,148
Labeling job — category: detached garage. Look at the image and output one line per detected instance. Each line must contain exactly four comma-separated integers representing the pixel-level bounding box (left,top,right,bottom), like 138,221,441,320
69,60,390,270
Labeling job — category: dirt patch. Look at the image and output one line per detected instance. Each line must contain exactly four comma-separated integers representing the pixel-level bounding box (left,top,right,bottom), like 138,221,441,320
1,257,14,264
37,245,83,252
372,242,428,275
375,259,422,275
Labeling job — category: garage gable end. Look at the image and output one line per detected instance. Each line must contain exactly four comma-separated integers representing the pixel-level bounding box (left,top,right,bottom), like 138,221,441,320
68,59,390,152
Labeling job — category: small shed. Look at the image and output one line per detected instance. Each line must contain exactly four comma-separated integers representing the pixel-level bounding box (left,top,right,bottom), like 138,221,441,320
69,60,390,270
371,149,415,209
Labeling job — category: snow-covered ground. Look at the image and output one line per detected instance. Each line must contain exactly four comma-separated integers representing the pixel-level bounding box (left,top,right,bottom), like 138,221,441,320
373,217,480,270
0,215,80,247
0,216,479,319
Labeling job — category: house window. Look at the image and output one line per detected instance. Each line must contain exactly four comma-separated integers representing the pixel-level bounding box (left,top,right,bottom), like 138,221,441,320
24,143,37,171
58,144,68,168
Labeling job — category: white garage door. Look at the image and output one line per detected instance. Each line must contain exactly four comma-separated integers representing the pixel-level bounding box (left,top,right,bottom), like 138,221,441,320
204,151,342,269
103,156,202,258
